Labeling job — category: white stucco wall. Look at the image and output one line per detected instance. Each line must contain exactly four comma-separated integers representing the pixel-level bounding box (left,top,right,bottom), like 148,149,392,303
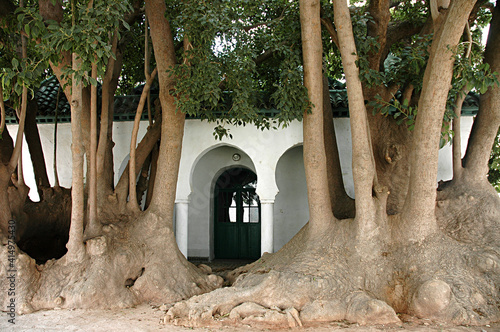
188,146,256,259
7,115,475,259
274,145,309,251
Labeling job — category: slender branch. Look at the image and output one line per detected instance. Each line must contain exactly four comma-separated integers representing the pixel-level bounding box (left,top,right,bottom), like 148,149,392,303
334,0,379,240
462,1,500,177
452,88,468,179
96,31,119,179
320,17,339,48
114,118,161,205
87,62,98,236
9,13,28,176
452,22,473,179
129,67,157,211
145,16,153,127
242,7,287,32
53,86,60,187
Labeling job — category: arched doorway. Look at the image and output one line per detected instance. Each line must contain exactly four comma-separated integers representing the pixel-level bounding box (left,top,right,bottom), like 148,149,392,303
214,168,261,259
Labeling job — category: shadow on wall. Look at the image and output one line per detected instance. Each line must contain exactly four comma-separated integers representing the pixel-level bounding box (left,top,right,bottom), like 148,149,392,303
274,145,309,251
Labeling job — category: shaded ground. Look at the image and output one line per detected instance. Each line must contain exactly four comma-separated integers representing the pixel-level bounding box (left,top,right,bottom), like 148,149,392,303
1,304,498,331
189,258,254,277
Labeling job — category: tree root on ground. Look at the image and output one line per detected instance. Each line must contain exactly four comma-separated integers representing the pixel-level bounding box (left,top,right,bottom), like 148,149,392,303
163,206,500,328
0,209,223,313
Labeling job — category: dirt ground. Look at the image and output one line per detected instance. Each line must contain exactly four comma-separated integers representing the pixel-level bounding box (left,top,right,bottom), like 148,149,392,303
1,304,498,332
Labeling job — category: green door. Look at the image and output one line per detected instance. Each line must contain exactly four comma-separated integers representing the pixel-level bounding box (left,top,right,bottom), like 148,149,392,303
214,168,261,259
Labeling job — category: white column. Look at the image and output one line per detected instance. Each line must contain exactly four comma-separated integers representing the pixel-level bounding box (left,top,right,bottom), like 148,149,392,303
175,200,189,258
260,199,274,255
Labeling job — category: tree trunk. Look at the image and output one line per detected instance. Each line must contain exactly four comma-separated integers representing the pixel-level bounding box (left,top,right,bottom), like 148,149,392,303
400,0,477,242
334,0,382,244
299,0,334,232
96,34,120,201
85,62,99,239
24,99,50,194
65,54,86,262
463,2,500,179
114,118,161,209
128,68,157,211
322,75,355,219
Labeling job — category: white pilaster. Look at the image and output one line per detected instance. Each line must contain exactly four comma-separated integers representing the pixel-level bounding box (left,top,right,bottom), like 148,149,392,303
260,199,274,255
175,200,189,258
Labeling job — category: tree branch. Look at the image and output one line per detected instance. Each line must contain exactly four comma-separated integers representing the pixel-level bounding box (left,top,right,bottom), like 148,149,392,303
242,7,287,32
334,0,380,241
320,17,339,48
129,67,157,211
366,0,391,71
463,1,500,178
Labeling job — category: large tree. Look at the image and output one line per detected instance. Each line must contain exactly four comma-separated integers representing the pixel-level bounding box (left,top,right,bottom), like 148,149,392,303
0,0,498,328
0,0,307,313
165,0,500,327
0,0,225,312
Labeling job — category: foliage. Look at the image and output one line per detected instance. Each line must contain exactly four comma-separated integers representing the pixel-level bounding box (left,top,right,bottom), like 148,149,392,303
164,0,309,139
5,0,133,92
361,0,498,149
1,6,49,111
117,18,149,95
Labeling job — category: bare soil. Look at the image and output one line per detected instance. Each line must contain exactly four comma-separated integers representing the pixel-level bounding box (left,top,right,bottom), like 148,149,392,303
1,304,498,332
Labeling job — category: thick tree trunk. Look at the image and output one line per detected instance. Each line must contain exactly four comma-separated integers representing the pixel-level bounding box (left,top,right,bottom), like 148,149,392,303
24,99,50,193
333,0,381,243
463,2,500,179
322,75,355,219
400,0,477,242
299,0,334,232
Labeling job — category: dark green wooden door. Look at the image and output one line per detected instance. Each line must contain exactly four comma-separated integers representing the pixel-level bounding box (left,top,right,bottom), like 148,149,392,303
214,169,261,259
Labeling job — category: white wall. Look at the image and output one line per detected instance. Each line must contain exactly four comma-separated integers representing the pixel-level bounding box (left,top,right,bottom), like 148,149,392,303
189,146,255,259
274,145,309,251
7,116,475,259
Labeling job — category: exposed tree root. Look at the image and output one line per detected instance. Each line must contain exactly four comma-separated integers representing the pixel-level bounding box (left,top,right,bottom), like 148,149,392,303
163,187,500,328
0,209,223,314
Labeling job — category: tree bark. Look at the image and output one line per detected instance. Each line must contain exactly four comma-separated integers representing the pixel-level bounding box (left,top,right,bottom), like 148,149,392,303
114,118,161,208
462,2,500,178
85,63,99,239
299,0,335,232
66,54,86,262
129,68,157,211
144,143,159,210
24,98,50,194
146,0,184,225
401,0,477,242
334,0,378,237
96,33,120,199
322,75,354,219
366,0,391,71
452,90,467,179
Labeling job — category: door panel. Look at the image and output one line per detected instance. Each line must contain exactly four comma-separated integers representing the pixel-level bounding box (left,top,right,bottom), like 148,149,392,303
214,185,261,259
